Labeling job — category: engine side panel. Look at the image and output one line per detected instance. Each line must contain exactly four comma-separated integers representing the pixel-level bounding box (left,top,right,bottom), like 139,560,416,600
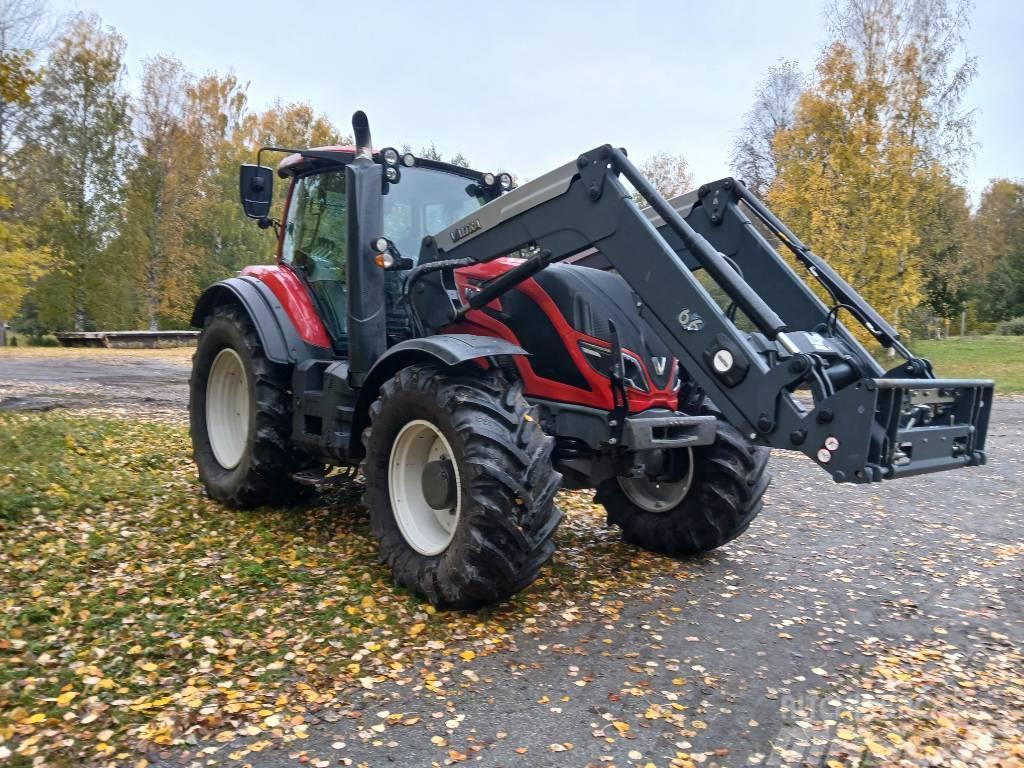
446,260,679,413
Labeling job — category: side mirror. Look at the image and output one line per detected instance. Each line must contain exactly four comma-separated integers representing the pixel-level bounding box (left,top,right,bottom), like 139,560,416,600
239,164,274,219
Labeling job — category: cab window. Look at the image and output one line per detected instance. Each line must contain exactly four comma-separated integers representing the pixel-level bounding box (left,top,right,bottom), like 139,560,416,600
281,170,348,339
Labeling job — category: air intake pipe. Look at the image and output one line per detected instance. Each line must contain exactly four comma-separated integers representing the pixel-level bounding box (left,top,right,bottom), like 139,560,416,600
346,110,387,386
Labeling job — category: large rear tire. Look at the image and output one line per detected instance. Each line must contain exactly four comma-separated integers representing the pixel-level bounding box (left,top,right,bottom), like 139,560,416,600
189,304,317,508
597,408,770,554
362,364,562,608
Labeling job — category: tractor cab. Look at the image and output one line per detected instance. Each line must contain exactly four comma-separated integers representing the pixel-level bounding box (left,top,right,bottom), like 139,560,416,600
240,141,511,352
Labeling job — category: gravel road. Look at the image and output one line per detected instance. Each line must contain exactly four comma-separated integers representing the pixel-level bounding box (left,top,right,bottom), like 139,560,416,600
1,350,1020,767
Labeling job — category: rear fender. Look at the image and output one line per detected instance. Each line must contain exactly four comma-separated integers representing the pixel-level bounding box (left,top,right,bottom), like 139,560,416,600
191,276,314,364
348,334,528,459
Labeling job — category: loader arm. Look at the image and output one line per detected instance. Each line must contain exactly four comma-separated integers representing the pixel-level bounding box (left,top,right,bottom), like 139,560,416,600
410,144,992,484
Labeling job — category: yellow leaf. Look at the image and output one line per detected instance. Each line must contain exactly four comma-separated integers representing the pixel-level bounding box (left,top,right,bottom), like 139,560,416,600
459,650,476,661
430,735,447,746
55,691,78,707
21,713,45,724
409,623,426,636
836,728,855,740
866,739,892,757
359,596,375,610
613,721,631,734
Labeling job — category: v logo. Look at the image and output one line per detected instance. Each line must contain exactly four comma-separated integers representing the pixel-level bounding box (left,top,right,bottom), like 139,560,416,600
651,357,667,376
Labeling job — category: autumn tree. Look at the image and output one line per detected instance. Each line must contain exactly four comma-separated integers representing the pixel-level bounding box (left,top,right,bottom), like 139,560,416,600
916,170,972,321
117,56,189,329
972,179,1024,277
631,151,693,206
769,0,976,337
974,179,1024,321
0,190,49,344
0,0,49,344
166,72,250,319
0,0,49,179
730,60,804,197
28,14,131,330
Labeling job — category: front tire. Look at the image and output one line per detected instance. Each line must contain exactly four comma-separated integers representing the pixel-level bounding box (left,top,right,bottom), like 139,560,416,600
362,364,562,608
597,409,770,554
189,304,317,508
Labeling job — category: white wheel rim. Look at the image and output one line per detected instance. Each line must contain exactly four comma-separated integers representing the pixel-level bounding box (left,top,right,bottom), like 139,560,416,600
617,448,695,513
388,419,462,556
206,347,250,470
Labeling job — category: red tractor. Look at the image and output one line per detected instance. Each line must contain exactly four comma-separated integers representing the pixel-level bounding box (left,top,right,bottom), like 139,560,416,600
190,112,992,608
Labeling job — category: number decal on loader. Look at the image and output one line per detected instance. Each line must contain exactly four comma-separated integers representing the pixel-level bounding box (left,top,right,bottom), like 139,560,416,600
677,308,704,332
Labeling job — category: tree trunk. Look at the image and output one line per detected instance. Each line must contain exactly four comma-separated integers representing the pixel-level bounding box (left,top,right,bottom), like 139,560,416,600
0,318,7,347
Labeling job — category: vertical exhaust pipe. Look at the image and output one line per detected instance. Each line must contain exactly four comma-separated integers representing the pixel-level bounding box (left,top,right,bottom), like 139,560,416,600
346,110,386,386
352,109,372,161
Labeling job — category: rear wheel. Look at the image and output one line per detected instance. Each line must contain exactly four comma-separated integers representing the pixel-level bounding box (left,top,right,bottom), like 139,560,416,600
189,304,317,507
597,409,770,554
362,364,562,608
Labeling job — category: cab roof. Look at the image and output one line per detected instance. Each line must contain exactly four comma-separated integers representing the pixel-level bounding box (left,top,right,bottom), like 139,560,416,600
276,145,486,182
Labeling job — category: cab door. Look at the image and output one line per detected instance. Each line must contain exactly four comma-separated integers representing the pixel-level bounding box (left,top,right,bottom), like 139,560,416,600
280,169,349,346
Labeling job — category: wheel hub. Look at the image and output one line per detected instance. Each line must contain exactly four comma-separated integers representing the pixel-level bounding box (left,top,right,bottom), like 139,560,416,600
421,459,457,510
617,447,695,513
388,420,462,556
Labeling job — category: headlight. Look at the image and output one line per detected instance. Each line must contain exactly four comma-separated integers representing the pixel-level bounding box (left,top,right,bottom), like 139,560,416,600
482,172,496,186
577,341,649,393
497,172,513,191
401,152,416,167
385,166,400,183
381,147,399,166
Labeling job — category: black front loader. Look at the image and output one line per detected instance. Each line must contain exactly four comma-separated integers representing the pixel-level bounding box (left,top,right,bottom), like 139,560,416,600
408,145,992,484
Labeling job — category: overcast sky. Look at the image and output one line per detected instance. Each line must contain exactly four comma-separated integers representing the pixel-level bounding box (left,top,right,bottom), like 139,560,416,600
49,0,1024,201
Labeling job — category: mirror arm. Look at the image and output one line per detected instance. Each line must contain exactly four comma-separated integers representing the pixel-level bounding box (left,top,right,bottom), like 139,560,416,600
257,216,280,238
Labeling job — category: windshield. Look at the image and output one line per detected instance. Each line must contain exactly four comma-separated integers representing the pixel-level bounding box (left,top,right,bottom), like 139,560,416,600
384,167,487,262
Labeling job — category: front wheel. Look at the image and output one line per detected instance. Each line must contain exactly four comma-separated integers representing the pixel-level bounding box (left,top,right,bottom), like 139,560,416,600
189,304,317,507
362,364,562,608
597,410,770,554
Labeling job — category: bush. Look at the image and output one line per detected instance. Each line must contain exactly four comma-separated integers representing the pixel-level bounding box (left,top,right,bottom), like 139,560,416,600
998,316,1024,336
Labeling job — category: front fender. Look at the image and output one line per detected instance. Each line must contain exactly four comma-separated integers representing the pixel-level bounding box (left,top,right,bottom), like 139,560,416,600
348,334,528,458
191,276,309,364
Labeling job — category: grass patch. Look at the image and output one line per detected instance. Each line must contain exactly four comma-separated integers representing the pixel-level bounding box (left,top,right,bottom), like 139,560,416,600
0,412,675,765
910,336,1024,393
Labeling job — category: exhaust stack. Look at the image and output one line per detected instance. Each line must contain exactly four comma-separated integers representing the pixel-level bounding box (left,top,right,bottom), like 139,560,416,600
352,110,372,161
345,110,386,386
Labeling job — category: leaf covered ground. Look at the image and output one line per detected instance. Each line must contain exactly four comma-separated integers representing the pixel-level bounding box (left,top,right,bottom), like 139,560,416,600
0,413,679,766
0,398,1021,767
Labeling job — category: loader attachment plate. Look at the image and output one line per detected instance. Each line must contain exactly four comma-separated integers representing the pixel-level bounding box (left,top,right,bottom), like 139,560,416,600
810,377,993,483
871,378,993,480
